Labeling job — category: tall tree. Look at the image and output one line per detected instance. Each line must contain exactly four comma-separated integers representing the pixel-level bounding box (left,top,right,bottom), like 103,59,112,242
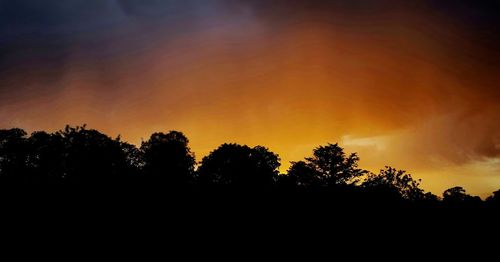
141,131,195,186
284,143,366,188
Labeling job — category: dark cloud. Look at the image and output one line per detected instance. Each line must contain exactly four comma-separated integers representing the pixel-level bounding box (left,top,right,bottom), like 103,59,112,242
0,0,223,96
1,0,499,107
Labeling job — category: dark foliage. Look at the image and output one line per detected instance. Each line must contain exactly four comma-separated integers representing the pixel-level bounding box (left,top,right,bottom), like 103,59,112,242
141,131,195,187
197,143,279,190
442,186,482,208
0,128,29,183
282,143,366,190
0,126,498,211
363,167,425,201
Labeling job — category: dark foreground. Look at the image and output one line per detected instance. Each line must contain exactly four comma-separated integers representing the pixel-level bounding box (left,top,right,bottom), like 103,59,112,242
2,126,500,237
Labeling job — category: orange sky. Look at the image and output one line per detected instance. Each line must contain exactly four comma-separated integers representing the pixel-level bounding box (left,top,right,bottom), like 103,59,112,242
1,1,499,197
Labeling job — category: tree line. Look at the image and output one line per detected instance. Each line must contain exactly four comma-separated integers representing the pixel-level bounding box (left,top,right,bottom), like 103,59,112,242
1,125,499,208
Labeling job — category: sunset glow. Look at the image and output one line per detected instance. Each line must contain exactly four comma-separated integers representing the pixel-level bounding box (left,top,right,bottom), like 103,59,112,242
1,1,499,196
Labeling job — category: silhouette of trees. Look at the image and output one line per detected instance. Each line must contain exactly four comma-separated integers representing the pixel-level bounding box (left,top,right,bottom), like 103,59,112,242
0,128,29,183
26,131,65,184
486,189,500,208
55,125,131,185
421,192,441,205
140,131,195,186
197,144,280,189
442,186,482,207
285,161,322,189
443,186,467,201
120,140,143,179
1,125,498,210
1,126,138,185
283,143,367,189
363,167,426,201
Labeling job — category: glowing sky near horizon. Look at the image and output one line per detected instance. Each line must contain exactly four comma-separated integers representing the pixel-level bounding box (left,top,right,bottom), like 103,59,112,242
1,0,499,196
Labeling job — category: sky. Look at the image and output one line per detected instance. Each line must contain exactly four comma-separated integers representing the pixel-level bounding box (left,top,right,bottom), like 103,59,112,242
1,0,499,196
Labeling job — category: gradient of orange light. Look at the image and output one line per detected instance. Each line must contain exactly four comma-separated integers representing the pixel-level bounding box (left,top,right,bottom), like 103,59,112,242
1,13,499,197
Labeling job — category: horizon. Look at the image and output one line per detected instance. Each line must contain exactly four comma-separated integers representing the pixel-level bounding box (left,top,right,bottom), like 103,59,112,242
6,123,498,198
1,0,499,197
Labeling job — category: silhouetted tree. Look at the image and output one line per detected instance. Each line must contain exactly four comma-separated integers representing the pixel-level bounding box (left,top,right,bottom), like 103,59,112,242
0,128,29,183
282,143,366,188
443,186,467,202
363,167,425,201
55,125,130,185
2,125,498,211
285,161,322,189
442,186,482,207
197,143,280,190
421,192,441,205
486,189,500,208
26,131,65,184
140,131,195,186
120,140,143,179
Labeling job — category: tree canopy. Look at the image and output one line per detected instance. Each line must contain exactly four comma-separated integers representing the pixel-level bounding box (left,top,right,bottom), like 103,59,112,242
197,143,280,189
141,131,195,186
0,126,498,209
284,143,367,189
